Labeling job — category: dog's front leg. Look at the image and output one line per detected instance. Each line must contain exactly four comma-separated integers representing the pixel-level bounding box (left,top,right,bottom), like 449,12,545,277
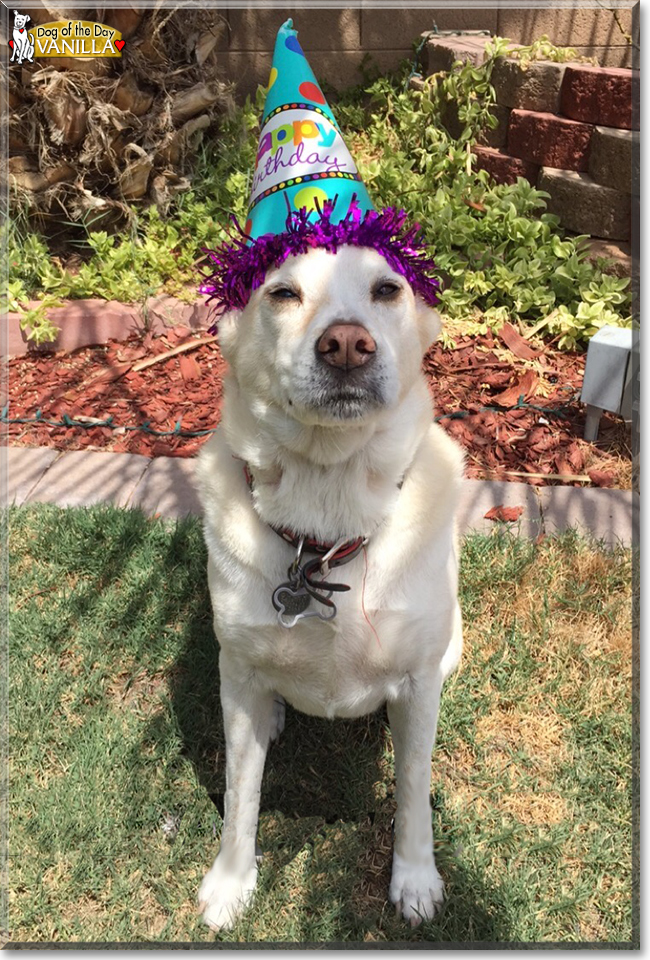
387,671,445,926
198,654,275,932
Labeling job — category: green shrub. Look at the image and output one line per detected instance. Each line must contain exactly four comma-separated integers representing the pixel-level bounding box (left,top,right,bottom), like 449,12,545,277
337,38,631,349
6,46,631,349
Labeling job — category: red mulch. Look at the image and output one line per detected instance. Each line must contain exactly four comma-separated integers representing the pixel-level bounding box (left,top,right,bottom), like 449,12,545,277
4,322,630,488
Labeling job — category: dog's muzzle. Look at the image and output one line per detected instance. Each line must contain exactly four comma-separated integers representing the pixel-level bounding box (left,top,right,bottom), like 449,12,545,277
305,322,385,419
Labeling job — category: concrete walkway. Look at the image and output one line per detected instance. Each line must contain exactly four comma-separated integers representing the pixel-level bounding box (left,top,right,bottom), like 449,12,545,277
3,445,638,548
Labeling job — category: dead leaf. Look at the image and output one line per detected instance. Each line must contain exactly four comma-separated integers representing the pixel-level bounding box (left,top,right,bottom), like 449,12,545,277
484,505,524,522
497,322,542,360
554,457,574,477
491,369,539,408
179,354,201,381
566,442,585,474
588,469,615,487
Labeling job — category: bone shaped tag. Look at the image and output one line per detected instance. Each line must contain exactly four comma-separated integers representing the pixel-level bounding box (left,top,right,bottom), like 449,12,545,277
272,582,336,629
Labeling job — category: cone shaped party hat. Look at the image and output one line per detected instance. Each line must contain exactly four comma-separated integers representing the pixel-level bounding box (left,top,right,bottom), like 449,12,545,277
200,19,440,324
245,18,374,240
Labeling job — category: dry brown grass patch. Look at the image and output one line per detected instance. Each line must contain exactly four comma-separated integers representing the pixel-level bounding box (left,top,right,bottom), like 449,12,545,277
351,816,394,915
499,790,568,826
476,706,569,770
137,886,170,938
60,894,109,934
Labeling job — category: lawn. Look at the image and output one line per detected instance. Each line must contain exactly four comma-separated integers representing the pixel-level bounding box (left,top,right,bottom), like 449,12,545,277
6,504,635,944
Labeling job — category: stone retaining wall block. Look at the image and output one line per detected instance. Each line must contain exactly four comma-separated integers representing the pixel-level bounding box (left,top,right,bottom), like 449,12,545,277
472,145,540,186
441,101,509,147
508,109,592,170
476,103,510,149
560,65,636,129
409,76,425,92
492,57,566,113
538,167,631,241
4,297,211,356
588,126,633,194
425,35,490,74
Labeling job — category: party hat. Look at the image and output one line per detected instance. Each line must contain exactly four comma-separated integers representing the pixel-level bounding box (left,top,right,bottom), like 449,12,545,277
245,18,374,240
200,19,440,323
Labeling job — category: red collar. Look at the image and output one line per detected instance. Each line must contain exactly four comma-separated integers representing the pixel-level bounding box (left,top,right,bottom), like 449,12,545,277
242,461,366,559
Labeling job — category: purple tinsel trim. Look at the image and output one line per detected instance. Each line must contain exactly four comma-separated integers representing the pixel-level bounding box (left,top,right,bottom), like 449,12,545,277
198,196,440,332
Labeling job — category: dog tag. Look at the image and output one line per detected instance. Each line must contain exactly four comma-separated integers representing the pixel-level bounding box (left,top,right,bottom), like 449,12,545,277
273,582,311,617
272,582,337,628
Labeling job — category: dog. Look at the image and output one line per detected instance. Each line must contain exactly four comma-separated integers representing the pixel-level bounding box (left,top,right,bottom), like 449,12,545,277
195,242,465,931
10,11,35,64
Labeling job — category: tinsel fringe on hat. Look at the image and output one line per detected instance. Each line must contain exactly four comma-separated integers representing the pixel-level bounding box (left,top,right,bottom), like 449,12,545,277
199,196,440,331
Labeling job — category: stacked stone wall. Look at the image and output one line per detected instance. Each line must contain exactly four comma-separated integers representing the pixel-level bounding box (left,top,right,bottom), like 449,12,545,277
422,35,637,254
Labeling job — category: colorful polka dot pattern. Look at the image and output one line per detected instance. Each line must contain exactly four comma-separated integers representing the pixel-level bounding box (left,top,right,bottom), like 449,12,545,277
293,185,329,212
298,81,326,104
264,101,342,139
284,34,304,56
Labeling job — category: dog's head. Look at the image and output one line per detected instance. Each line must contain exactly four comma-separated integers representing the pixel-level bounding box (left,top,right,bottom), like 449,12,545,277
13,11,30,28
218,245,441,427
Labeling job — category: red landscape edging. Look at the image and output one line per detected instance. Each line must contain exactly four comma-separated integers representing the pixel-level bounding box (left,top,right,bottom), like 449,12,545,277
3,295,213,357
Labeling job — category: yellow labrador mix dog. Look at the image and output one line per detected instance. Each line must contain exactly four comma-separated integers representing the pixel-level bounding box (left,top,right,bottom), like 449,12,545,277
195,243,464,930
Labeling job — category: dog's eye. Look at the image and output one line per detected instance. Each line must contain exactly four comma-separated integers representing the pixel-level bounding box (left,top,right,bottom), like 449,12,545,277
269,286,299,301
373,281,401,299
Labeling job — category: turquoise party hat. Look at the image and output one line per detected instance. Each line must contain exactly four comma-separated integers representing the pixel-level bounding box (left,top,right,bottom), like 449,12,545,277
200,19,441,325
244,18,375,240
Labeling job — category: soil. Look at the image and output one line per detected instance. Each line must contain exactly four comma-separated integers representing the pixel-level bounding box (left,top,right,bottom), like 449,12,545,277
4,322,631,488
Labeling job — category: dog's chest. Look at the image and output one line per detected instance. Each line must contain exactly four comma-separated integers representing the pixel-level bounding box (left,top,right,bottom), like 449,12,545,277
234,590,419,719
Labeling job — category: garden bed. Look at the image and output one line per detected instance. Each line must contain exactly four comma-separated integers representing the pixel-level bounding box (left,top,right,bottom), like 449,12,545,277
4,323,631,488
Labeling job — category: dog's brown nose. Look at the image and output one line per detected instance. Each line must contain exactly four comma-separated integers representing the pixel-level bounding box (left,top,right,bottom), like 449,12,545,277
317,324,376,370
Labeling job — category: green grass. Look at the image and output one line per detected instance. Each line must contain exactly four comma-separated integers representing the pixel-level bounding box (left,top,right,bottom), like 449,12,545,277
6,505,635,944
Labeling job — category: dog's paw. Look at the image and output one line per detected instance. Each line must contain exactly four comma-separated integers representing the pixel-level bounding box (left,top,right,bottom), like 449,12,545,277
198,856,258,931
389,854,445,927
269,695,285,743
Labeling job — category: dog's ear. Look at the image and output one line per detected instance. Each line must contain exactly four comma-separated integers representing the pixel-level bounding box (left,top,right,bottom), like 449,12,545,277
213,309,241,359
414,297,442,353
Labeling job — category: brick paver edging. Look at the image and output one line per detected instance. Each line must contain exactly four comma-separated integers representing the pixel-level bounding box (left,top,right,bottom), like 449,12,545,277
2,295,213,357
3,446,638,549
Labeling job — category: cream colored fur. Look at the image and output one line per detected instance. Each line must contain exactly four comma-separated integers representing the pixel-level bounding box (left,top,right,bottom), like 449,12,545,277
194,245,464,931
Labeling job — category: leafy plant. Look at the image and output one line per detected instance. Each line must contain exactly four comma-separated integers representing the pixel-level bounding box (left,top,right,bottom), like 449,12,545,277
337,42,631,349
506,34,598,66
7,43,630,350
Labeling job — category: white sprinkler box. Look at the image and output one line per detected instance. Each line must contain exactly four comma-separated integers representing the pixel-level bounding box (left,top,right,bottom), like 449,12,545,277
580,325,634,442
